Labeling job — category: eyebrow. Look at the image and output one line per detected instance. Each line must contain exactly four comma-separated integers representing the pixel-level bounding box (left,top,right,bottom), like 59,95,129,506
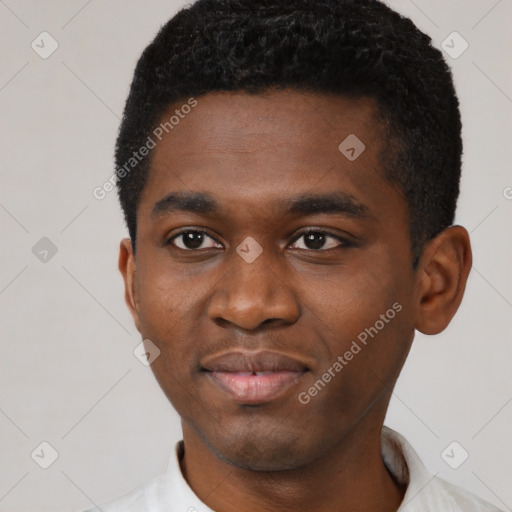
151,191,369,220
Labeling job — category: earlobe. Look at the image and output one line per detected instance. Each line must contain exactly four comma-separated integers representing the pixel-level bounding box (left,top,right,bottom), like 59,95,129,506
118,238,142,333
414,226,472,335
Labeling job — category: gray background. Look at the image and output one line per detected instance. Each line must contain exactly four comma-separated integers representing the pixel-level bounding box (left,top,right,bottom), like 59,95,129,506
0,0,511,511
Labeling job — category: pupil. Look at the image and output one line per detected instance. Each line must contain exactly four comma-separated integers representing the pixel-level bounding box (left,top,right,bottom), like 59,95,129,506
184,232,204,249
305,233,325,250
182,233,327,250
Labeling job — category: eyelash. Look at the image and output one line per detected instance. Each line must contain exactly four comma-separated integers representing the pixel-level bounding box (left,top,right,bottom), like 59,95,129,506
165,228,352,252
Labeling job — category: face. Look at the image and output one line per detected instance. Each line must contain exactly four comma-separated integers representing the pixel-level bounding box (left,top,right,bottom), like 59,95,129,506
123,90,421,471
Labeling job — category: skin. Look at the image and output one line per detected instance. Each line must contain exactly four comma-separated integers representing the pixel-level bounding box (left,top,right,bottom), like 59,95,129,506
119,90,472,512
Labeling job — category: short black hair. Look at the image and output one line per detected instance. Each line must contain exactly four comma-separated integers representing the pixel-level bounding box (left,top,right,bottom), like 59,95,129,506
115,0,462,265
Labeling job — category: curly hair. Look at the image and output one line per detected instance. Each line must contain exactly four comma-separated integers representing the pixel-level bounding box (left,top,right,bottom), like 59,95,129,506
115,0,462,265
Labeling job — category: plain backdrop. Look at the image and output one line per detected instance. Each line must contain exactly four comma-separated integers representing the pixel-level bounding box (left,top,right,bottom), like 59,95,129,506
0,1,511,511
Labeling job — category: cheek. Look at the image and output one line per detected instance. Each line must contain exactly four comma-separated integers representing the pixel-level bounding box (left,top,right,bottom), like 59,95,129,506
297,305,413,426
301,263,402,335
133,258,217,375
297,259,413,386
133,277,189,387
135,259,198,335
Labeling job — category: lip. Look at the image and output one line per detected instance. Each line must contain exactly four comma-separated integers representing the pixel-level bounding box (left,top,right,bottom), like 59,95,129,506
201,350,310,404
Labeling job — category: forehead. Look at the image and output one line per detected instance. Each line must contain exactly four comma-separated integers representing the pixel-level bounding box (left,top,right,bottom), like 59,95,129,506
150,90,382,159
138,90,398,223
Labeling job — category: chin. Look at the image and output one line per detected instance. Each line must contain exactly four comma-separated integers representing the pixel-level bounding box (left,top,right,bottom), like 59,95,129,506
215,441,311,472
201,418,322,472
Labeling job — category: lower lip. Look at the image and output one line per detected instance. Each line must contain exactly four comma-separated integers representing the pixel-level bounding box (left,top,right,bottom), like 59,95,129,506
207,371,304,404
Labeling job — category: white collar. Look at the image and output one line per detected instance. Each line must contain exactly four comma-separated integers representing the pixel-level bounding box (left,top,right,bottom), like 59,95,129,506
127,426,499,511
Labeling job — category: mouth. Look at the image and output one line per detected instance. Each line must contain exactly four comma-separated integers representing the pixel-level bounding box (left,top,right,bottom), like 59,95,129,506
200,350,310,405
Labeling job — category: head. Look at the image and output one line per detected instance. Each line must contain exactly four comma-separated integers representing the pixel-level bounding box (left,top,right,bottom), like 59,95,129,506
116,0,463,264
117,0,471,472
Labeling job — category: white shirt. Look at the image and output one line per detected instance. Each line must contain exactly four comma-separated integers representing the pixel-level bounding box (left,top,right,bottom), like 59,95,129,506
83,427,503,511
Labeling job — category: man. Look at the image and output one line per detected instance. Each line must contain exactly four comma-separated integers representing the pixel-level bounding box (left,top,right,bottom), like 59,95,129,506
86,0,502,510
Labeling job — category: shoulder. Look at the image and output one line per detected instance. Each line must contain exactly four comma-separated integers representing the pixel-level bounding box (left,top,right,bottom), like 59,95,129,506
80,473,170,512
382,427,504,512
78,440,212,512
412,475,504,512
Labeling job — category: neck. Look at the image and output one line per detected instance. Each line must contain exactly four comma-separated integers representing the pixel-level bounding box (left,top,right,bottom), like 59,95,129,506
179,417,405,512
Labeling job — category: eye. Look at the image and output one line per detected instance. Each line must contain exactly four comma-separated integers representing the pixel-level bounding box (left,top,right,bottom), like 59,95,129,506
166,229,222,250
289,230,349,251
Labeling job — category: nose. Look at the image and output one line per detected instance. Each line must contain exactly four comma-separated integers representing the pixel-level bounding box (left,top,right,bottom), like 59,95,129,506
207,246,300,331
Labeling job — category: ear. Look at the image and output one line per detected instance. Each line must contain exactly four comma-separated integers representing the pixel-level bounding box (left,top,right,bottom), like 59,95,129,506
414,226,472,335
118,238,142,334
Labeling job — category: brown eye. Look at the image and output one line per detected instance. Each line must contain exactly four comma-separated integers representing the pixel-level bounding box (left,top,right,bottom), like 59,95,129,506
290,230,347,251
167,230,221,250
